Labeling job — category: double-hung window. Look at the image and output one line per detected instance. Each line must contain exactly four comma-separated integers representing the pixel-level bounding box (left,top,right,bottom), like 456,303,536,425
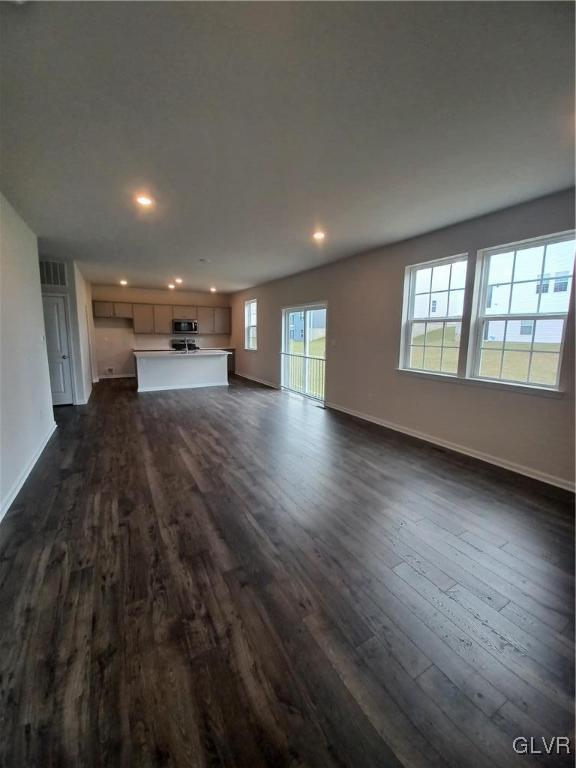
402,255,468,375
244,299,257,350
399,231,575,392
472,233,575,388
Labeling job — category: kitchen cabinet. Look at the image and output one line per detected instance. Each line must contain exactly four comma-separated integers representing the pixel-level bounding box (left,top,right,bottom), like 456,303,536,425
173,305,197,320
197,306,215,334
133,304,154,333
153,304,173,334
214,306,231,334
93,301,114,318
113,302,133,319
95,298,230,334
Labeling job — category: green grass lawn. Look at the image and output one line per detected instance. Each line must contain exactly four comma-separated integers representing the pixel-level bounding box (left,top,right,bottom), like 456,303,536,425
410,325,559,385
283,336,326,397
287,337,326,357
284,330,559,393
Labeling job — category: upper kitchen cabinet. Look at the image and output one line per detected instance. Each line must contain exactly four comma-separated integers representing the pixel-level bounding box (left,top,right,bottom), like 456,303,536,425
93,301,114,318
153,304,173,334
113,302,133,319
133,304,154,333
214,306,231,334
173,306,197,320
94,298,231,335
197,306,215,334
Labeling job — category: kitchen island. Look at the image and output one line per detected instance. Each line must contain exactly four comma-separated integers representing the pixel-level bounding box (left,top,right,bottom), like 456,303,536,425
134,350,231,392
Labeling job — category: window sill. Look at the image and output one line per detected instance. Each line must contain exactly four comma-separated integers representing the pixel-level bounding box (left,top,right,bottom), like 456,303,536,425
396,367,565,398
244,348,258,352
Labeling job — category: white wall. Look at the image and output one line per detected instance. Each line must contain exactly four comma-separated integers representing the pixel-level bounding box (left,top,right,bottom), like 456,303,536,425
91,285,232,378
73,263,96,400
231,189,575,489
0,193,56,518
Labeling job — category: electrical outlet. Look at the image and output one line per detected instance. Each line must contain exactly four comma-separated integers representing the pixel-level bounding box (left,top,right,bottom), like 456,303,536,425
107,367,114,374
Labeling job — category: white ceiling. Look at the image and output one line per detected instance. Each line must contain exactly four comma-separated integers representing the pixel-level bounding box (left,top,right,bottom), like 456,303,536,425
1,2,574,292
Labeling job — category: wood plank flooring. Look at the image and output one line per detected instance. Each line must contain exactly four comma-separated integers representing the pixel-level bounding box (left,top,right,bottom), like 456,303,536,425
0,376,574,767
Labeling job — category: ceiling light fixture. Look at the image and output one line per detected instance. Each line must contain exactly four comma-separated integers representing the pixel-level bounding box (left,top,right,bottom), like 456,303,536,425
168,283,175,290
175,278,183,284
135,194,154,207
210,286,217,293
313,230,326,242
120,279,128,286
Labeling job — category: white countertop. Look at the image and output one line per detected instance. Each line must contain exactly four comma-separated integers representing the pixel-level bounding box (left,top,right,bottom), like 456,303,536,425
134,350,231,359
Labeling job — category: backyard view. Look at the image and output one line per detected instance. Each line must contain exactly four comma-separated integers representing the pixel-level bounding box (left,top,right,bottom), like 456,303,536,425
282,307,326,399
409,321,562,385
407,238,574,387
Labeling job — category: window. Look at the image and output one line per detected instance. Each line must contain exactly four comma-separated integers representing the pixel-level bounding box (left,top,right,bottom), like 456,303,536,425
402,255,468,375
472,233,575,388
244,299,257,350
554,274,569,293
400,231,575,392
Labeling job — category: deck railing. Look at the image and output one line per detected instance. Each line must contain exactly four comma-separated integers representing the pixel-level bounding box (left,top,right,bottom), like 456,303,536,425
281,352,326,401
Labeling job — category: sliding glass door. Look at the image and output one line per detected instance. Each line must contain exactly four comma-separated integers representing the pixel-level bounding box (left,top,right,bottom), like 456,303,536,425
281,305,327,400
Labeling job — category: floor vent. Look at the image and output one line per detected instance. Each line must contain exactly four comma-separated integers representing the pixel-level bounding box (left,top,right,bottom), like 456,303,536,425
40,260,67,287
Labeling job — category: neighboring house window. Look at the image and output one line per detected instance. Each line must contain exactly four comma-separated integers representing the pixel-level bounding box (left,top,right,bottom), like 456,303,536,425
554,273,569,293
473,233,575,388
401,255,468,375
244,299,257,350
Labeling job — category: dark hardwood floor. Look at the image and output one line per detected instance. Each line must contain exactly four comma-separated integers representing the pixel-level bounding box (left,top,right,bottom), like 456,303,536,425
0,376,574,768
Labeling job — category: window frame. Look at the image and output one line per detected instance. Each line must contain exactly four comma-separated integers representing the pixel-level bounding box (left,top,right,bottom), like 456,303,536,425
467,231,575,391
398,229,575,396
400,252,469,377
244,299,258,351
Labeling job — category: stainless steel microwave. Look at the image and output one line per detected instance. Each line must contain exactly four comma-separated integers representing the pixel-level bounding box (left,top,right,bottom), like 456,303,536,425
172,319,198,334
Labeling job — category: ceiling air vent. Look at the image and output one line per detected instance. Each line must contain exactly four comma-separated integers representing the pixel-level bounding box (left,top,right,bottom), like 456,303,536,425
39,260,67,287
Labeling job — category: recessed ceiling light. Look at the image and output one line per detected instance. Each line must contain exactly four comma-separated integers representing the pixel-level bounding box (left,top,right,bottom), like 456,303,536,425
168,283,175,289
135,194,154,207
175,278,183,284
313,230,325,241
120,279,128,286
210,286,217,293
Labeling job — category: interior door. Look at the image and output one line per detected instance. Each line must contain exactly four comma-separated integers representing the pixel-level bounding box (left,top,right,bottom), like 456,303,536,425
42,294,73,405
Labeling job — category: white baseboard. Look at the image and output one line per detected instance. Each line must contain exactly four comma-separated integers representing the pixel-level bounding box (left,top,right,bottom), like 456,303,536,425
235,372,279,389
92,376,100,384
99,373,136,379
0,421,57,521
325,401,575,492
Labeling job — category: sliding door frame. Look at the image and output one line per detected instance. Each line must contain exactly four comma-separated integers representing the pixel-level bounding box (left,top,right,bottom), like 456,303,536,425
281,301,329,402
